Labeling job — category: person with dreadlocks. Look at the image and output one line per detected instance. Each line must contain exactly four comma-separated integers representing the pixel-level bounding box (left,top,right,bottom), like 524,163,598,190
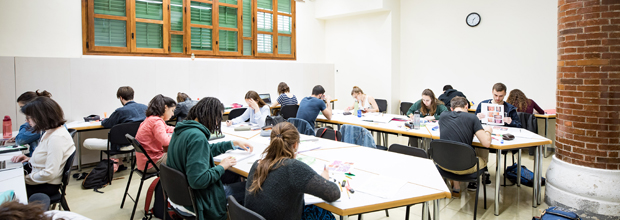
244,122,340,220
506,89,544,114
166,97,254,220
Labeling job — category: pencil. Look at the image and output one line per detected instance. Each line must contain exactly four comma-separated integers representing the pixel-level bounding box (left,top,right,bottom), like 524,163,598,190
339,182,343,192
346,188,351,199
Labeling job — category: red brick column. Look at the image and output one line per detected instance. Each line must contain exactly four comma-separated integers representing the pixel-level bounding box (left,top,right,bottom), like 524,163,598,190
556,0,620,170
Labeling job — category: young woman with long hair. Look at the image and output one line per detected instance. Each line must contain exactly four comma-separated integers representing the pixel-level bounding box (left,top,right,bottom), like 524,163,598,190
226,90,271,127
135,94,176,173
406,89,448,121
506,89,544,114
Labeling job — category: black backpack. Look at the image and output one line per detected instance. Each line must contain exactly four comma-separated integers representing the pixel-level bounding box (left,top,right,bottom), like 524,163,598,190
316,127,342,141
264,115,285,127
82,159,114,193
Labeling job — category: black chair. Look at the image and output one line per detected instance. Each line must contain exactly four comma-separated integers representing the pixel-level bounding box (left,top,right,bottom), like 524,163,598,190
121,134,160,220
68,129,77,138
388,144,428,220
315,127,342,141
49,150,75,211
280,105,299,119
228,195,266,220
228,108,247,121
429,140,486,220
102,121,142,185
375,99,388,113
160,164,199,220
400,101,414,115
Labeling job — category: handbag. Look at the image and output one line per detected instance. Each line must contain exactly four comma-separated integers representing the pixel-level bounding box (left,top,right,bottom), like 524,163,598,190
265,115,285,127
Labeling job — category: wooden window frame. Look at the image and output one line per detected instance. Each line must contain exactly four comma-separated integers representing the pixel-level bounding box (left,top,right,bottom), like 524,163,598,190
82,0,295,60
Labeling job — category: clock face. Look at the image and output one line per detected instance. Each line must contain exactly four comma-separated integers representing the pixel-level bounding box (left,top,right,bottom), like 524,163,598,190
466,12,481,27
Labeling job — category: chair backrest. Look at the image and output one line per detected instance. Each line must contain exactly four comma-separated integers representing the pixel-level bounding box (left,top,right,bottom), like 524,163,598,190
340,124,376,148
60,150,76,193
517,112,538,133
429,139,477,171
108,121,142,146
287,118,315,136
375,99,388,113
160,164,199,219
67,129,77,138
125,134,159,172
228,108,247,121
280,105,299,119
388,144,427,158
227,195,266,220
400,101,414,115
315,127,342,142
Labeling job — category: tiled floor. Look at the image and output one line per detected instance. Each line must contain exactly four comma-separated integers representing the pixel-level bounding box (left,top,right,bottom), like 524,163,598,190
63,135,553,220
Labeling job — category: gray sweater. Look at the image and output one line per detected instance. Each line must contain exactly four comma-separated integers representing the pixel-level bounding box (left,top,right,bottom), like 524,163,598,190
244,159,340,220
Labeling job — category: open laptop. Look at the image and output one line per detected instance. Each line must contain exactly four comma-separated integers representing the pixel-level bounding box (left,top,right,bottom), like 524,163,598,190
259,94,271,104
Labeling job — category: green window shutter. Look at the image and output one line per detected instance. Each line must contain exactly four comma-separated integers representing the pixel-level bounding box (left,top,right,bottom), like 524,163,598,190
220,0,238,5
219,30,238,52
277,0,290,14
257,0,272,10
171,34,183,53
277,36,291,54
242,0,252,38
257,12,272,32
170,0,183,31
94,0,126,16
191,27,212,51
277,15,291,34
136,22,163,48
257,34,272,53
219,6,237,29
243,39,252,55
135,0,163,20
94,18,127,47
191,1,212,26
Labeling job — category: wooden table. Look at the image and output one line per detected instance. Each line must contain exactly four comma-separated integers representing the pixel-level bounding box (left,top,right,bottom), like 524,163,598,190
66,121,106,171
218,126,449,220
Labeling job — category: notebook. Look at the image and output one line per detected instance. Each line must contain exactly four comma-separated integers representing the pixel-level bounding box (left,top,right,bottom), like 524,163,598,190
213,149,255,162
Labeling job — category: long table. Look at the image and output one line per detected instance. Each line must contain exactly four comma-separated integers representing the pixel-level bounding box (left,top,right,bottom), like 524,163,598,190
66,121,106,171
218,125,449,220
0,151,28,204
224,99,339,115
315,111,552,216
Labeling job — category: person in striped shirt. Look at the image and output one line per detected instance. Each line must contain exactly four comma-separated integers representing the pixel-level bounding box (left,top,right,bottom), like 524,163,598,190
271,82,298,108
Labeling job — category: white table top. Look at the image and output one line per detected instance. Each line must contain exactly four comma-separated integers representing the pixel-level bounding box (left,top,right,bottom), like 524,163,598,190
0,151,27,204
317,111,434,138
425,123,552,149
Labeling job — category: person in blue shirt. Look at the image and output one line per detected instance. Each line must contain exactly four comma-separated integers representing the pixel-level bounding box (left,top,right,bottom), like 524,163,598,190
296,85,333,128
475,83,522,128
83,86,147,169
226,91,271,128
9,90,53,157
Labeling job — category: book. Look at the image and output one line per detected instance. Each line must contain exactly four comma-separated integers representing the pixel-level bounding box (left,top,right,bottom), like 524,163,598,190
327,160,354,173
213,149,255,162
480,103,505,125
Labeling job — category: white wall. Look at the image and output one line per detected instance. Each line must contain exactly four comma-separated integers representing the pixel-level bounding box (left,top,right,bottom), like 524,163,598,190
400,0,558,109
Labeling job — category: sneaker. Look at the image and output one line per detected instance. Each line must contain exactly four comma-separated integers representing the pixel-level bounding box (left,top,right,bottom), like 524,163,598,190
484,172,491,185
451,189,461,198
467,182,478,191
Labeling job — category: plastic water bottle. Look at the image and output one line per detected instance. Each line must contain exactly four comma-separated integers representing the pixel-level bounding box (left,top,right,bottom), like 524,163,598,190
353,101,359,113
3,116,11,139
413,111,420,130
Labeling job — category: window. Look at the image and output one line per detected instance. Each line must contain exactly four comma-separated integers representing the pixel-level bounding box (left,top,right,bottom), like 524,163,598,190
82,0,295,59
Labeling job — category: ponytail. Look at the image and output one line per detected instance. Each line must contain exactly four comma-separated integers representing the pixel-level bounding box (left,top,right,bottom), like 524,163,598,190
248,122,299,193
146,94,176,117
351,86,364,95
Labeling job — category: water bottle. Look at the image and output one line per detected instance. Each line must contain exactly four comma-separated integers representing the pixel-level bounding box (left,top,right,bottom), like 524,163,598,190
3,116,11,139
353,101,359,113
413,111,420,130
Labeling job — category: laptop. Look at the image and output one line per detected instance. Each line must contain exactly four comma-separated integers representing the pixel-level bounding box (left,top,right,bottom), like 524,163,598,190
259,94,271,104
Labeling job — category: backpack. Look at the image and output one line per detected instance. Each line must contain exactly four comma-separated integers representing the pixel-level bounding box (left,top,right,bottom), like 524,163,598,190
504,163,546,187
264,115,285,127
316,127,342,141
533,206,581,220
144,177,176,220
82,159,114,193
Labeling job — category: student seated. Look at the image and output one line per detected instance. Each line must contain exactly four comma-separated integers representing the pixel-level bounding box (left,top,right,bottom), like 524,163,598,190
296,85,333,128
172,92,198,122
245,122,340,220
167,97,253,220
438,96,493,196
475,83,522,128
9,90,53,157
226,91,271,128
0,198,91,220
135,95,176,173
271,82,298,108
83,86,147,154
344,86,379,113
506,89,544,114
11,97,75,198
437,85,470,110
406,89,448,121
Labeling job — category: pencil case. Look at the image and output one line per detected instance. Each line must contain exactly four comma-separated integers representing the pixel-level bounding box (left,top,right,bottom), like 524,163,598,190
234,126,251,131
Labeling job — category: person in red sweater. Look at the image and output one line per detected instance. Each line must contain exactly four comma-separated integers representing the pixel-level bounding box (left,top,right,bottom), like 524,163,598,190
506,89,544,114
135,95,176,173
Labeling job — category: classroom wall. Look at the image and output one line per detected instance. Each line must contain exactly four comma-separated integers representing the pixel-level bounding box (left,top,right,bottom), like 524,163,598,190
399,0,558,109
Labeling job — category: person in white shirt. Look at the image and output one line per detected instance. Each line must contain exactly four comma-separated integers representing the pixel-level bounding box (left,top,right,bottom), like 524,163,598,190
345,86,379,113
226,90,271,128
11,97,75,198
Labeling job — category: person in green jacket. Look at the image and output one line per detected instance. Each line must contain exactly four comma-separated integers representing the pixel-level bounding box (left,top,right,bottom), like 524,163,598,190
406,89,449,121
166,97,254,220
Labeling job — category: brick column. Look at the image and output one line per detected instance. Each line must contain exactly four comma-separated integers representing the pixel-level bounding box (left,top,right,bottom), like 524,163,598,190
547,1,620,218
